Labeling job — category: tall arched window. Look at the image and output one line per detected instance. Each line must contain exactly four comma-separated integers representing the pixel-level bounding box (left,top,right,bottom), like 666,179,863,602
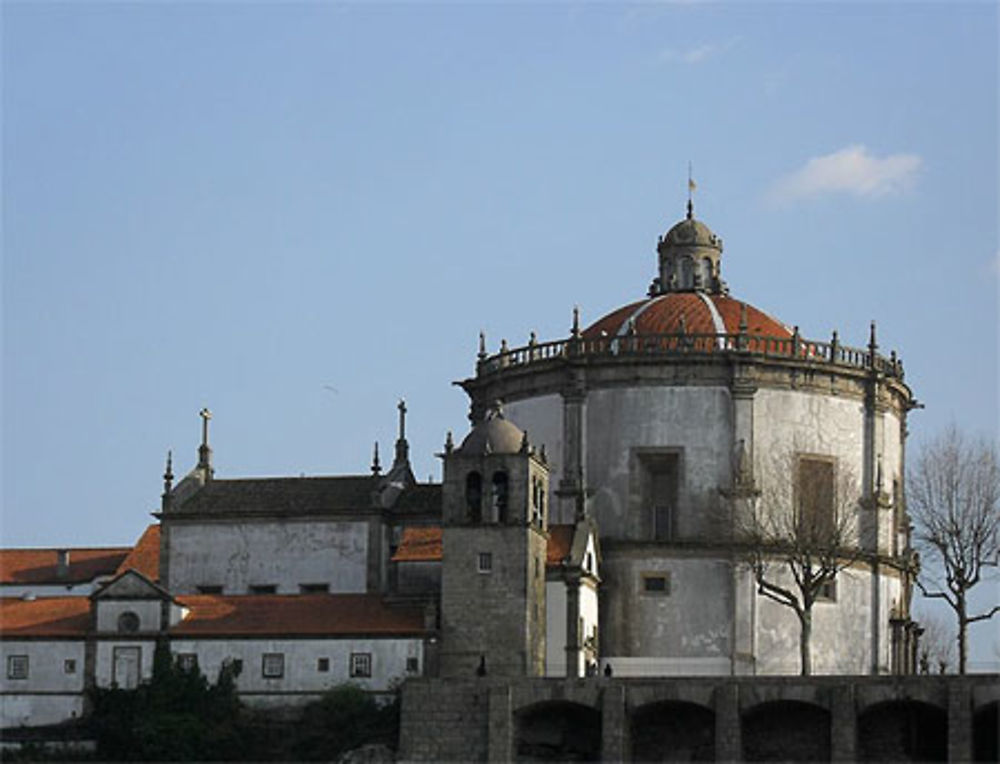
680,257,693,289
466,472,482,523
491,471,509,523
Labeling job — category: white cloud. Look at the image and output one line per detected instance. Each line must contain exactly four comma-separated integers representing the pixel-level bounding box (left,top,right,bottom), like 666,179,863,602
658,37,739,64
768,145,923,204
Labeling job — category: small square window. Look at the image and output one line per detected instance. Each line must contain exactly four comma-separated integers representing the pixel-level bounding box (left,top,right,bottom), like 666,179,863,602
817,578,837,602
300,583,330,594
7,655,28,680
262,653,284,678
406,657,419,673
642,573,670,595
317,657,330,672
64,659,76,674
177,653,198,672
250,584,277,595
350,652,372,678
197,585,223,594
478,552,493,573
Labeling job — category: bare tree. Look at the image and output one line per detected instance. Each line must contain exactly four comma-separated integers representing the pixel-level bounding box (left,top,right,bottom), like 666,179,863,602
908,426,1000,674
913,608,956,673
730,450,862,675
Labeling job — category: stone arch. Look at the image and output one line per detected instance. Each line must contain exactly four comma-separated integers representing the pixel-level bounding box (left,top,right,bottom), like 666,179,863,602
857,700,946,762
514,700,601,761
491,470,509,523
741,700,831,762
973,700,998,763
631,700,715,761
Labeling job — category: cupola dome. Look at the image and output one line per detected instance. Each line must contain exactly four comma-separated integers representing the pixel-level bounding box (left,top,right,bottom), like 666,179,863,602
458,402,526,456
651,202,727,296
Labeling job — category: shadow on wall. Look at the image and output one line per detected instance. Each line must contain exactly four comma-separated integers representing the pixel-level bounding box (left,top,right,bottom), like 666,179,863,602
631,701,715,762
515,701,601,762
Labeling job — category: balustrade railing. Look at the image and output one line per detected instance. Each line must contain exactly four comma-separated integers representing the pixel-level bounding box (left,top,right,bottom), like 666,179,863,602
476,331,904,380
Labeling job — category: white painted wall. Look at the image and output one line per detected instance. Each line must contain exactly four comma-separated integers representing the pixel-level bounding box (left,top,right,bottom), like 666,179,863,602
167,520,368,594
169,637,422,697
95,599,163,633
0,641,86,727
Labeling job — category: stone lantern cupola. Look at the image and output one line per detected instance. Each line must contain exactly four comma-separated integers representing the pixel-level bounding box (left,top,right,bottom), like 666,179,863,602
651,200,727,296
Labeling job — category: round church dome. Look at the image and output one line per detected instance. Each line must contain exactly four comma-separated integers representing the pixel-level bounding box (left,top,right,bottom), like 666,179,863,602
661,217,722,252
458,404,525,455
582,292,791,340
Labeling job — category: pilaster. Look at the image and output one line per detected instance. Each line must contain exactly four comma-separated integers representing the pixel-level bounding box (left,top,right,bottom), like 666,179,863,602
600,682,629,762
557,368,588,521
564,573,582,678
715,682,741,762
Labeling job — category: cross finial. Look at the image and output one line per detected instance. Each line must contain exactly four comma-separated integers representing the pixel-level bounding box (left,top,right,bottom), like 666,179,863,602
687,162,697,220
199,408,212,447
397,399,407,441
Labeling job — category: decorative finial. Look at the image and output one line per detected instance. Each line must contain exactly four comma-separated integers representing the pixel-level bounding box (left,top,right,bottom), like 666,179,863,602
529,331,537,346
489,399,505,420
444,430,454,455
371,442,381,475
161,450,174,511
738,302,749,334
869,320,878,352
687,162,697,220
197,408,213,478
478,331,487,361
394,399,410,467
520,430,530,454
397,399,407,440
571,305,581,338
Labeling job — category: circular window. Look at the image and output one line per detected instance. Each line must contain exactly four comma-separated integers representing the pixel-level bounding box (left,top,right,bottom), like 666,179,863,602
117,611,140,633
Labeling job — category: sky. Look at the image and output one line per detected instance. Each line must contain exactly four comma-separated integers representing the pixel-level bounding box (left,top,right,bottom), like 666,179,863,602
3,2,997,667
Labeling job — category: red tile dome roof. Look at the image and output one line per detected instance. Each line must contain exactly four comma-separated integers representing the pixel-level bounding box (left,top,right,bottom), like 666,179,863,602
583,292,792,340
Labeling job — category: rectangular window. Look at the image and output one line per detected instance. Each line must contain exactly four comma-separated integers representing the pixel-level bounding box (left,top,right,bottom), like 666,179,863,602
300,583,330,594
350,653,372,678
197,585,223,594
177,653,198,672
262,653,284,679
638,451,680,541
406,657,419,673
7,655,28,680
817,577,838,602
64,659,76,674
642,573,671,595
797,457,835,541
250,584,277,594
317,657,330,672
478,552,493,573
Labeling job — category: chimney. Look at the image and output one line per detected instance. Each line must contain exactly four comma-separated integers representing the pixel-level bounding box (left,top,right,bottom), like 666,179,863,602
56,550,70,579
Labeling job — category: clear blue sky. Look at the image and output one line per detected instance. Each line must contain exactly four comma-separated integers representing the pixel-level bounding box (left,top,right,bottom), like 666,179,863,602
3,2,997,666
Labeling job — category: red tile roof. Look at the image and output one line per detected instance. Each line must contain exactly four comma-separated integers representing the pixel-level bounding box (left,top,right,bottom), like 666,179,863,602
392,527,443,562
116,525,160,581
546,525,575,567
391,525,575,569
172,594,425,637
583,293,791,341
0,548,130,586
0,597,91,636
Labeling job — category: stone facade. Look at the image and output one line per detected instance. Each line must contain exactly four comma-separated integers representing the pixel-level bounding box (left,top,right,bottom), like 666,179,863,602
399,675,1000,762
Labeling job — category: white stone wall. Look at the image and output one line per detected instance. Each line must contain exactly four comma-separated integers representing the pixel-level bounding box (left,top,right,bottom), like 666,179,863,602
167,519,368,594
504,394,564,521
95,599,163,633
0,640,86,727
585,386,733,540
169,637,422,698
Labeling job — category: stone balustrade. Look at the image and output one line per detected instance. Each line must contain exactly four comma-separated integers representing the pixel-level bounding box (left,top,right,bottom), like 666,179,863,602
476,331,904,380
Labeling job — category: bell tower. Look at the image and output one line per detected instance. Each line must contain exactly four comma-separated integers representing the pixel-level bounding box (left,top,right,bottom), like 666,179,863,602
438,403,550,677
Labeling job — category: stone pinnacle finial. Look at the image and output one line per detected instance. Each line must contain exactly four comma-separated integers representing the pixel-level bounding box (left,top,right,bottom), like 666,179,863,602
394,399,410,467
869,321,878,353
687,162,696,220
444,430,454,455
371,442,381,475
571,305,581,338
520,430,530,454
197,408,213,479
478,331,487,361
163,450,174,490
